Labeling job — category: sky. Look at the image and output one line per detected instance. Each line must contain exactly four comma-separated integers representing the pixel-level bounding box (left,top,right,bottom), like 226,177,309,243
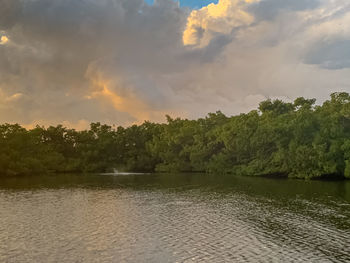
145,0,219,8
0,0,350,129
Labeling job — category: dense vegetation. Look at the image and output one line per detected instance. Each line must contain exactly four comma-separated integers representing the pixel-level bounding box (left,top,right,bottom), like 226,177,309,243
1,92,350,179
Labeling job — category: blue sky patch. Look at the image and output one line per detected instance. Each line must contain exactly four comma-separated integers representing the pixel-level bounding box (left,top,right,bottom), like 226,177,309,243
144,0,218,9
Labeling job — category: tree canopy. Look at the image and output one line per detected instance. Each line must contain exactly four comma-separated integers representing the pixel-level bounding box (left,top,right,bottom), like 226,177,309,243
1,92,350,179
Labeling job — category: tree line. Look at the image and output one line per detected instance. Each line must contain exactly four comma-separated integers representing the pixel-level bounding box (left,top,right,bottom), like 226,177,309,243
1,92,349,179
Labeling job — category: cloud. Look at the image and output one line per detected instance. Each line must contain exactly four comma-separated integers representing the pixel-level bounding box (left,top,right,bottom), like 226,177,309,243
0,0,21,29
248,0,321,21
304,39,350,69
301,7,350,69
183,0,257,47
85,66,177,122
0,0,188,127
0,0,349,129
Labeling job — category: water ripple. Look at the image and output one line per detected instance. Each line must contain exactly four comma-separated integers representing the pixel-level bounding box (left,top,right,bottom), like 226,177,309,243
0,179,349,262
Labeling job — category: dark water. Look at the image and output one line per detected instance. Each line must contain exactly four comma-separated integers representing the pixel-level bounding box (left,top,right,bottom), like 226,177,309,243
0,173,349,263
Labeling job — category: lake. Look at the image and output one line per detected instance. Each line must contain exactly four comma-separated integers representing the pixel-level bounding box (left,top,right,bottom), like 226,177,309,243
0,173,349,262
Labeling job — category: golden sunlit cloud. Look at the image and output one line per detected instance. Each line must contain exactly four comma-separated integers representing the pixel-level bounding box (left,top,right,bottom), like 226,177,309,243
183,0,258,47
0,35,9,45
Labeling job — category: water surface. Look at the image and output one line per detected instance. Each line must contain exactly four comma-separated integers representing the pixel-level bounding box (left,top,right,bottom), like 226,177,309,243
0,173,349,262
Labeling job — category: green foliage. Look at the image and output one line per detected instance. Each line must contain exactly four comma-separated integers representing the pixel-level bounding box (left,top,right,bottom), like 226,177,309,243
0,93,349,179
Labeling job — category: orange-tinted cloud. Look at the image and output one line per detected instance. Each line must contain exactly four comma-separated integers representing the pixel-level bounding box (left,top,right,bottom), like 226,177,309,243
87,78,172,125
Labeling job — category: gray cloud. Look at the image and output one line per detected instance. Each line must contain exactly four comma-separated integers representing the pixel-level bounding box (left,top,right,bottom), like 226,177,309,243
0,0,21,29
304,39,350,69
249,0,321,21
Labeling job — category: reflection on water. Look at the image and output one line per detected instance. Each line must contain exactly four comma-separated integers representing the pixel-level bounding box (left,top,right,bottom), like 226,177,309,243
0,173,349,262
